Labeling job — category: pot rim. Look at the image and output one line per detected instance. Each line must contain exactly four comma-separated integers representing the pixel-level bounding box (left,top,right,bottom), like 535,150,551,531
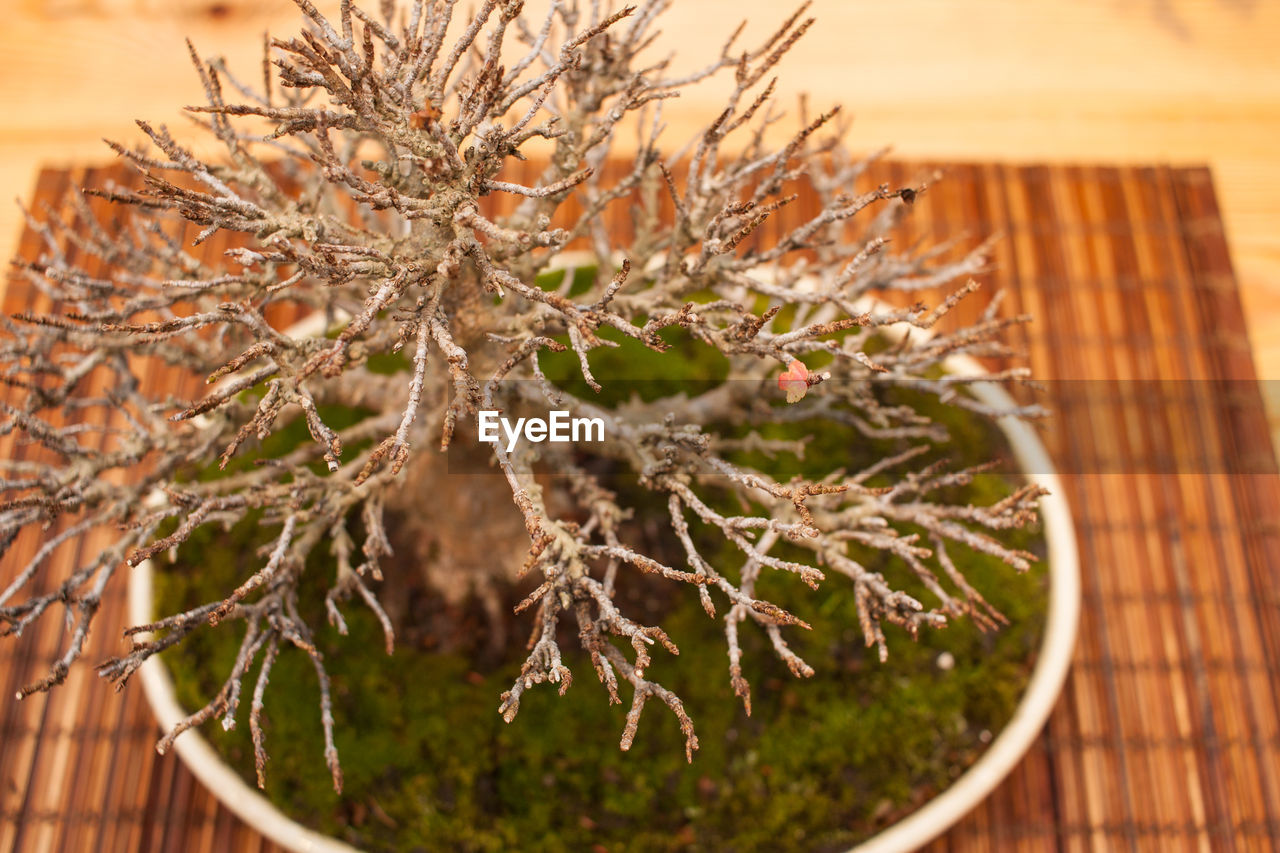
128,291,1079,853
846,351,1079,853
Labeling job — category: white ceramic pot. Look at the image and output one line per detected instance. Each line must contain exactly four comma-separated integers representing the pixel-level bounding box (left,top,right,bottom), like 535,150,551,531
128,298,1079,853
846,352,1079,853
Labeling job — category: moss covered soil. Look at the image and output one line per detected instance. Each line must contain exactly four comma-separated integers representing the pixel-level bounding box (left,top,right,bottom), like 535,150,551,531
156,455,1044,850
153,288,1048,851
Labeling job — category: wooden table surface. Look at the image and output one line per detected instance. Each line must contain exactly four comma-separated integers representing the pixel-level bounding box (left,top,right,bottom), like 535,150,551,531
4,0,1277,442
3,3,1280,850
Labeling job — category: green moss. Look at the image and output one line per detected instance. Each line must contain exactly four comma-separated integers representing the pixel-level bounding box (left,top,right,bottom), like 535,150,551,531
534,264,599,298
157,278,1044,849
158,548,1043,850
536,320,730,408
154,387,1047,851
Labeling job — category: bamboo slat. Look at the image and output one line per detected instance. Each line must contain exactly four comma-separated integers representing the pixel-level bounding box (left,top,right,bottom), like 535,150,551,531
1,160,1278,852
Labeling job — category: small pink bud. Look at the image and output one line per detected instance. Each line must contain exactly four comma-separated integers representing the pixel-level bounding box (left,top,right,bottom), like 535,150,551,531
777,359,809,403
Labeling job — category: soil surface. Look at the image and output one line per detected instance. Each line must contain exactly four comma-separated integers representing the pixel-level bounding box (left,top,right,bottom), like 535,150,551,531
154,385,1049,852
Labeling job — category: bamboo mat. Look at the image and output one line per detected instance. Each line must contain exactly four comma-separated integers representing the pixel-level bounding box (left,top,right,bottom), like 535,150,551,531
1,160,1278,852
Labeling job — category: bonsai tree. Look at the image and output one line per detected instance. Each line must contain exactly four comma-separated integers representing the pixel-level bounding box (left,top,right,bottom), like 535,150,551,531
0,0,1044,792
